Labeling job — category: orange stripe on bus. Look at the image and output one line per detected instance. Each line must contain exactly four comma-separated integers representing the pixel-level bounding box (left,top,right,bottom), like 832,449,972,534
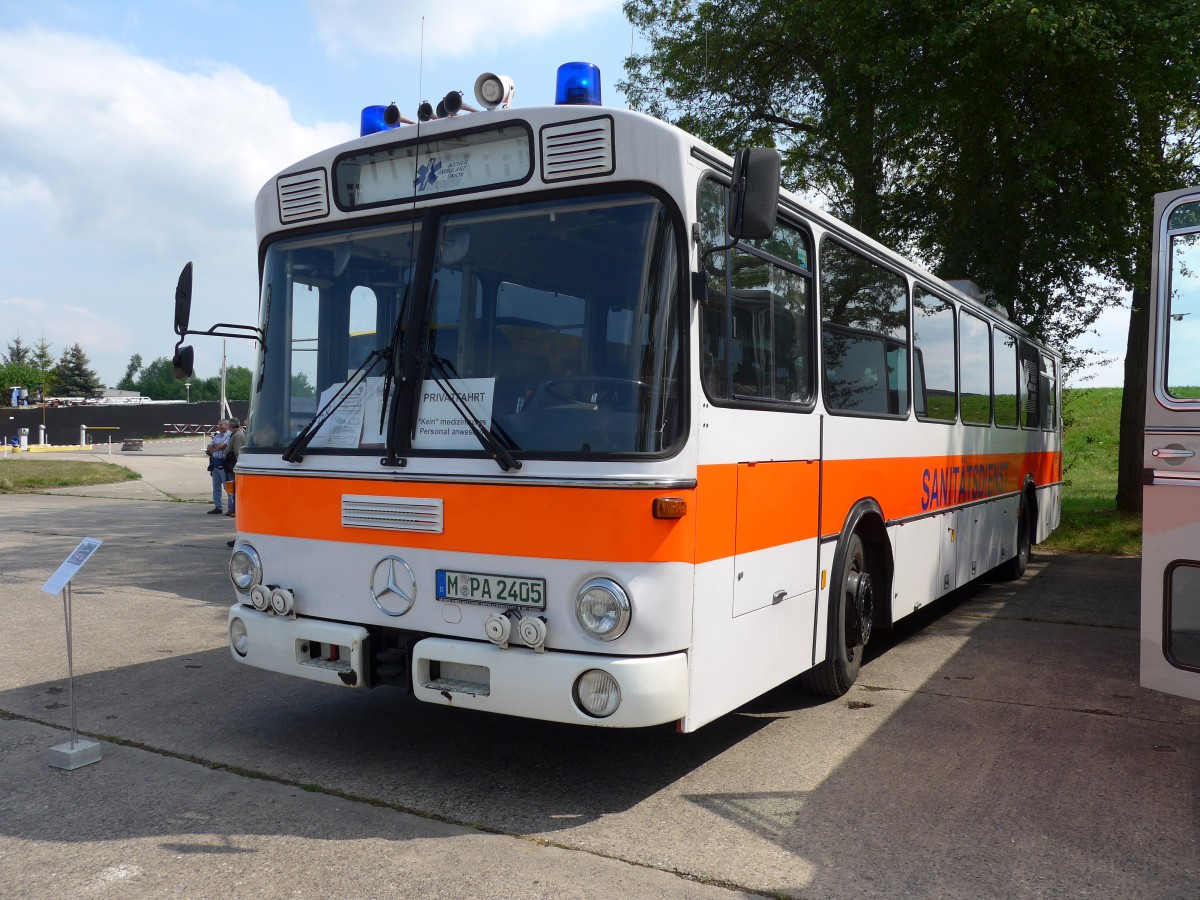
236,450,1059,564
820,450,1061,536
237,475,699,564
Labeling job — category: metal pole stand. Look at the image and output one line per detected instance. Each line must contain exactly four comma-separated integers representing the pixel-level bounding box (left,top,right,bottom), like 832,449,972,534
48,582,102,770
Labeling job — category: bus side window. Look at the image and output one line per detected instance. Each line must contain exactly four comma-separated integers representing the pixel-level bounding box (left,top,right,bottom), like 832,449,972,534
959,311,991,425
1040,353,1057,431
820,239,909,417
698,174,813,406
725,261,809,402
993,328,1018,427
913,289,956,422
1020,340,1041,429
914,347,928,417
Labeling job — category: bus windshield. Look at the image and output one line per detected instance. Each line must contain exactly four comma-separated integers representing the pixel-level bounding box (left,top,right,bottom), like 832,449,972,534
248,191,684,459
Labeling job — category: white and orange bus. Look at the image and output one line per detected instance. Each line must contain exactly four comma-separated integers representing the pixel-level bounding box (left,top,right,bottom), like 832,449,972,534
173,63,1062,730
1142,186,1200,702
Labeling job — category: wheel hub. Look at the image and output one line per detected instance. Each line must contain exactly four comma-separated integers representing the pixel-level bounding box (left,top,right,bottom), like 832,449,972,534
846,570,874,647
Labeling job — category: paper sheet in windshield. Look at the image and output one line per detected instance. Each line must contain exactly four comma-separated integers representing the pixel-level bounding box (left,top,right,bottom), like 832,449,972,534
413,377,495,450
308,377,387,448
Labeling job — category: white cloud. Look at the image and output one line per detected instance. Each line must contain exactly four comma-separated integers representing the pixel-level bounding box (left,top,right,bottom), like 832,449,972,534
309,0,620,61
1,297,126,362
0,27,349,385
0,28,345,245
0,174,57,219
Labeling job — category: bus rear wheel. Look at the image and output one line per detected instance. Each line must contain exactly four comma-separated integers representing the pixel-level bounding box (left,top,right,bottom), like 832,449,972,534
997,494,1032,581
801,532,873,697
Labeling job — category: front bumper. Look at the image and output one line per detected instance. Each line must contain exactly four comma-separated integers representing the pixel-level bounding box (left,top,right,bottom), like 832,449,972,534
227,605,688,728
228,606,370,688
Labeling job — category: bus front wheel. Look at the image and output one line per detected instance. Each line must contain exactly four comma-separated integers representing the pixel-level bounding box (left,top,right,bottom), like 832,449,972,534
801,532,873,697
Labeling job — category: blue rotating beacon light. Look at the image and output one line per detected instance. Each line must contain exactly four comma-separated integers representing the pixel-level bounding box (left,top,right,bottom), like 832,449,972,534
555,62,602,106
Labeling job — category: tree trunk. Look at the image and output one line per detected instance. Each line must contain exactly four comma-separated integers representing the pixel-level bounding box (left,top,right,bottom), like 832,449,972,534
1116,284,1150,513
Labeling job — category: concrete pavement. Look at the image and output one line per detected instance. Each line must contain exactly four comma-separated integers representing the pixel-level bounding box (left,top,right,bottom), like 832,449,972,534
1,445,1197,898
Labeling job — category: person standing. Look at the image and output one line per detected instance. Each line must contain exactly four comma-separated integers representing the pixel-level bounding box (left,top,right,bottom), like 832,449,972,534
205,419,230,514
223,417,245,517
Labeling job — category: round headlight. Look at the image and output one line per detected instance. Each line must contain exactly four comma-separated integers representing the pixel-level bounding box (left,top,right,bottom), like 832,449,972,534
229,617,249,657
575,578,631,641
574,669,621,718
229,545,262,593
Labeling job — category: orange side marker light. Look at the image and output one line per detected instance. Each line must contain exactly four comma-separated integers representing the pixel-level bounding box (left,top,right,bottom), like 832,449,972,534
652,497,687,519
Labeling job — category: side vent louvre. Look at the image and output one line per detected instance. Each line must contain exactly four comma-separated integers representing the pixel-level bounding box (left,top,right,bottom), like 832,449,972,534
277,168,330,223
342,495,444,534
541,117,614,182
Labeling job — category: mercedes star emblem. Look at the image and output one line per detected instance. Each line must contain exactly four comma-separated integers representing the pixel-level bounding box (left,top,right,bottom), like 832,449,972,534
369,556,417,616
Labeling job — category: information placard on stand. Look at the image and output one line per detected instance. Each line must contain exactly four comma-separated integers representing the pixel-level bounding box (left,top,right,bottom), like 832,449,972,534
42,537,104,770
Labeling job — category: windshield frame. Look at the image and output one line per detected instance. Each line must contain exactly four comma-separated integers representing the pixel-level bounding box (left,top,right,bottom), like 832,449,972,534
246,182,690,464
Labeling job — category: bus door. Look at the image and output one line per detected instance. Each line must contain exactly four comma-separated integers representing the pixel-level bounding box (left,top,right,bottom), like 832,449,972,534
1142,186,1200,702
726,287,820,617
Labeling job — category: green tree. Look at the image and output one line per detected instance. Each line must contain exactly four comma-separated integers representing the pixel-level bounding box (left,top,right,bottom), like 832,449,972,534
135,357,187,401
195,376,222,402
53,343,103,397
117,354,144,391
0,361,41,404
623,0,1122,345
623,0,1200,512
225,366,252,401
30,337,56,396
3,334,30,366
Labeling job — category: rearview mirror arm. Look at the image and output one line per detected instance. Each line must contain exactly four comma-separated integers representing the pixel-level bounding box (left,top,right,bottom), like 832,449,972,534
178,322,265,344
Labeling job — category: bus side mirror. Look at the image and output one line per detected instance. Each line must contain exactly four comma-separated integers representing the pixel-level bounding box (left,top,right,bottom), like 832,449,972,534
172,261,195,379
173,346,195,379
174,261,193,336
728,147,781,241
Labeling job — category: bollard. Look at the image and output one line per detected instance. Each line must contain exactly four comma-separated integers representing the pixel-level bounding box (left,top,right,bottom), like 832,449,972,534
79,424,87,447
38,423,45,445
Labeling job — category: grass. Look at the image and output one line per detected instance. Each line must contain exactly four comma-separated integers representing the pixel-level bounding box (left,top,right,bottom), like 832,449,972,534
1041,387,1140,556
0,458,141,492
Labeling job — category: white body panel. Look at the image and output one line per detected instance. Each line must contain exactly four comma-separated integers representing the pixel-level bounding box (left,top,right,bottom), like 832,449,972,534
229,606,370,688
411,637,688,728
236,528,695,657
1141,186,1200,702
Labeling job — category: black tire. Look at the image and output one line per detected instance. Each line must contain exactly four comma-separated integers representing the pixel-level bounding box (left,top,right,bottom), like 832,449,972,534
800,532,874,697
997,493,1032,581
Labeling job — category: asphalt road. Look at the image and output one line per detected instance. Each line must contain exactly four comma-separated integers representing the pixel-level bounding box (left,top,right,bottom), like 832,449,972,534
1,444,1197,898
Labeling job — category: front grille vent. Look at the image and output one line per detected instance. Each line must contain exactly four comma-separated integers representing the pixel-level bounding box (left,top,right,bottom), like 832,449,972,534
541,117,614,181
342,495,444,533
277,168,330,223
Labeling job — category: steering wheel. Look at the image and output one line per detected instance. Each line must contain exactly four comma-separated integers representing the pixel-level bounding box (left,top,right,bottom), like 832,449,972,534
529,377,645,411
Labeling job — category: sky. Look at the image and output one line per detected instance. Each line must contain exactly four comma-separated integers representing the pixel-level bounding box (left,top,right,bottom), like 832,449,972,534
0,1,1129,389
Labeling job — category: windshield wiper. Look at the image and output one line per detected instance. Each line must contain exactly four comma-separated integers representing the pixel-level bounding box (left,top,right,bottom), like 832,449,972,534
282,347,388,463
425,352,522,472
376,282,412,464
